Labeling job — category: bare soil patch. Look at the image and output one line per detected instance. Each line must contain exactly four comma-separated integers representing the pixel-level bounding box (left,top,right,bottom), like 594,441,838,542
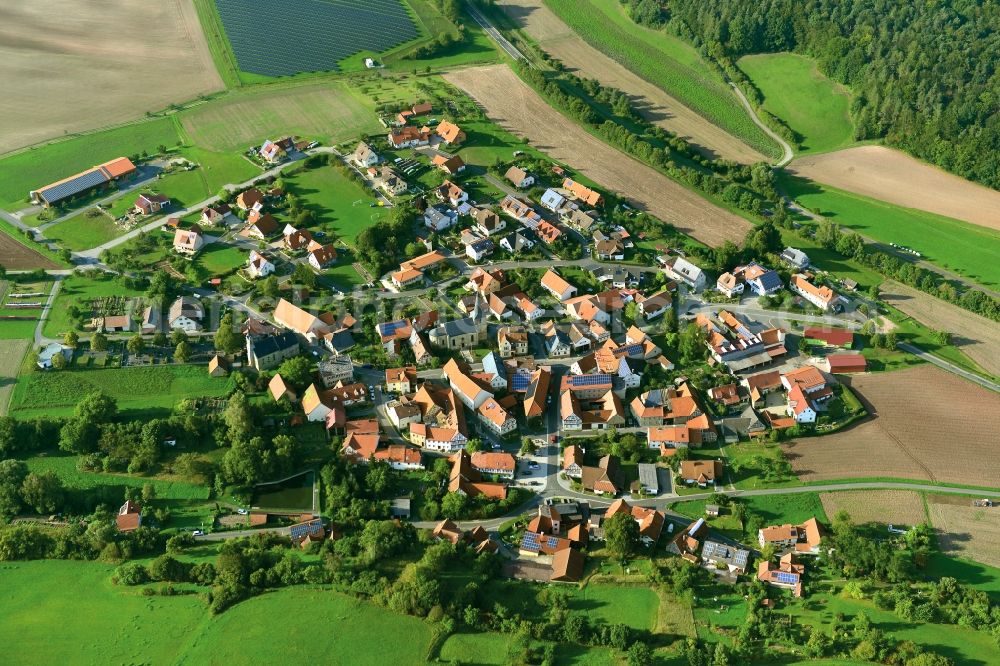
881,280,1000,378
787,146,1000,231
0,233,59,270
819,490,927,526
496,0,764,164
444,65,752,247
0,339,30,416
0,0,223,154
782,365,1000,487
928,497,1000,569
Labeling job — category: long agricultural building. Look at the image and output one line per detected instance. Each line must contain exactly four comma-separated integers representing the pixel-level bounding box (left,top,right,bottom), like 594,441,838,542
30,157,137,207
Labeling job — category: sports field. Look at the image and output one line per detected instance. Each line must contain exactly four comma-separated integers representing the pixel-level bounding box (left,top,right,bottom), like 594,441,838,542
0,0,222,156
445,64,753,247
738,53,855,155
8,365,233,419
179,82,379,152
782,365,1000,487
497,0,765,163
787,146,1000,231
541,0,778,158
778,172,1000,288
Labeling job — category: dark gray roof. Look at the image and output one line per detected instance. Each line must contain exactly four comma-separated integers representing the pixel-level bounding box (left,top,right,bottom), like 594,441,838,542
756,270,783,291
251,331,299,357
326,329,355,352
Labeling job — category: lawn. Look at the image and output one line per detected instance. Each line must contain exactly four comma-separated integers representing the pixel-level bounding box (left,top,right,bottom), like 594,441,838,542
0,560,207,665
0,320,38,341
675,492,827,542
738,53,855,154
177,588,434,665
568,584,658,631
779,172,1000,289
189,244,246,281
42,273,146,339
8,365,233,419
25,455,210,500
0,117,180,211
44,210,128,252
284,164,391,247
543,0,778,157
924,552,1000,602
439,633,618,666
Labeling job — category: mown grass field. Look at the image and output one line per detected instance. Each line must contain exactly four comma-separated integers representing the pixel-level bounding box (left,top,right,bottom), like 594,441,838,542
543,0,778,157
9,365,232,419
284,165,391,247
179,82,378,153
570,585,658,631
779,173,1000,289
44,211,128,252
0,118,180,211
739,53,855,154
439,633,618,666
190,244,247,281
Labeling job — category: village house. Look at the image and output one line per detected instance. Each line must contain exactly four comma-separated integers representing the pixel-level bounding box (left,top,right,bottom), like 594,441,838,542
499,195,543,226
739,262,783,296
201,203,231,227
134,193,169,216
497,326,529,358
436,120,466,145
432,153,466,175
373,165,408,197
449,450,506,499
477,398,518,436
470,451,516,479
172,228,204,256
758,517,824,555
167,296,203,332
535,220,562,245
424,204,457,231
523,366,551,420
758,553,806,597
236,188,264,212
561,208,599,232
606,498,665,545
790,273,842,312
437,180,469,208
246,331,299,371
500,229,534,253
473,208,505,236
679,460,723,487
540,269,577,301
351,141,380,168
259,137,293,163
245,212,279,240
701,540,751,577
562,445,584,478
826,353,867,374
540,188,567,212
562,178,603,206
388,125,431,148
638,290,672,319
308,243,338,270
504,165,535,188
661,256,706,291
781,247,810,270
578,454,622,495
246,250,274,279
543,322,571,358
283,226,313,252
428,316,487,350
466,237,495,262
716,272,745,298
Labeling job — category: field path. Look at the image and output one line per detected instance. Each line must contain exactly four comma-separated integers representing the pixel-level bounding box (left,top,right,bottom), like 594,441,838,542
786,146,1000,231
729,83,793,166
444,64,752,247
495,0,766,164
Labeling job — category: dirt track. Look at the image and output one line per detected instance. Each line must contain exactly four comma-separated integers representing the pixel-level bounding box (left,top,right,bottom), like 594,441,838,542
0,0,223,154
495,0,765,164
782,365,1000,487
787,146,1000,231
444,64,752,247
880,280,1000,378
0,233,58,270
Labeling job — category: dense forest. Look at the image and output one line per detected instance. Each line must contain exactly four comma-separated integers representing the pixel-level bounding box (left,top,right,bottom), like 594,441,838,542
656,0,1000,189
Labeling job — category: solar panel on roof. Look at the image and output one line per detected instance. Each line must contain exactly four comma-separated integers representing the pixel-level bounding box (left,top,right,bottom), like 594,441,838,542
511,372,531,392
39,169,109,204
290,520,322,540
547,537,558,548
774,572,799,584
570,373,612,386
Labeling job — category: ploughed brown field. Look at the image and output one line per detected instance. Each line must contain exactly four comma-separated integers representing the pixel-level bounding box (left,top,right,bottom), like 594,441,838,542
494,0,765,164
0,0,223,154
928,495,1000,569
786,146,1000,231
444,64,752,247
819,490,927,527
782,365,1000,487
0,233,59,270
881,280,1000,378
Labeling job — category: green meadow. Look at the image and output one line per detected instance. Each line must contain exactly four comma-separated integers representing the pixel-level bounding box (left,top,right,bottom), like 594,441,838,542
739,53,855,154
779,173,1000,289
284,165,391,248
543,0,779,157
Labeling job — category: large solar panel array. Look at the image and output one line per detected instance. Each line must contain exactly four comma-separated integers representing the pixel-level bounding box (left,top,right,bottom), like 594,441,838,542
215,0,419,77
38,169,109,204
568,373,613,387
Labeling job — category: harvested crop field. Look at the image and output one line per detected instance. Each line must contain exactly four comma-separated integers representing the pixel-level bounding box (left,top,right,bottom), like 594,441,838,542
444,65,752,246
0,339,29,416
928,495,1000,569
0,231,59,270
787,146,1000,231
496,0,764,163
179,81,377,152
0,0,223,155
782,365,1000,487
819,490,927,527
881,280,1000,378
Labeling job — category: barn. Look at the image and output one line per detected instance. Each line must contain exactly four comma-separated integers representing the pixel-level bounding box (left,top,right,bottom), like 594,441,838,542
826,353,867,374
30,157,137,207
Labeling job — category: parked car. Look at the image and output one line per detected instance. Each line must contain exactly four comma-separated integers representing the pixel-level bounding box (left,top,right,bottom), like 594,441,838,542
192,530,205,536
